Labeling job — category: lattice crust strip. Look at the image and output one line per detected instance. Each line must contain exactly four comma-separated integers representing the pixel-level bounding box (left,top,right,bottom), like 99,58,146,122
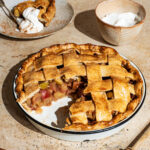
15,43,143,131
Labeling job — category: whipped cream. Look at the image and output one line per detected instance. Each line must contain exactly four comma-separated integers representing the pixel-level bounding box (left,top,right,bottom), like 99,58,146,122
18,7,44,34
102,12,141,27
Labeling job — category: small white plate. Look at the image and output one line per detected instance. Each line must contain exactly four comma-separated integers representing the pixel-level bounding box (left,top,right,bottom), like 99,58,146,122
0,0,74,39
13,55,146,141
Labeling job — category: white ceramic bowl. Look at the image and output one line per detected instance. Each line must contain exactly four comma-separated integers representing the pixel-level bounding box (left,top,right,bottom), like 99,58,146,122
95,0,146,45
13,55,146,141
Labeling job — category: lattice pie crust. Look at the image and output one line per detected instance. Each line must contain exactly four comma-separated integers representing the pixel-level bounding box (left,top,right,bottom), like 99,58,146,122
15,43,143,131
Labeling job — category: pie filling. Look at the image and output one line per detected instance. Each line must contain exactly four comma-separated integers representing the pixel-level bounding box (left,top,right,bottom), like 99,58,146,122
16,44,143,131
24,75,138,126
25,77,86,111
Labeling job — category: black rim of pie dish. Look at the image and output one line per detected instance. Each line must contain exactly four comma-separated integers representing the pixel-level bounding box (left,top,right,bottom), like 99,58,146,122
13,59,146,135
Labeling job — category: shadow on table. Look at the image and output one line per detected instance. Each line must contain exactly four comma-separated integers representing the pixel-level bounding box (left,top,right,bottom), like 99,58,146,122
2,58,43,134
0,33,47,41
74,9,106,44
51,99,75,128
51,105,69,128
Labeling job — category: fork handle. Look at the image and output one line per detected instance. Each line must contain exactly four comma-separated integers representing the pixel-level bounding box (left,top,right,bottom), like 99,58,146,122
2,2,19,25
126,124,150,150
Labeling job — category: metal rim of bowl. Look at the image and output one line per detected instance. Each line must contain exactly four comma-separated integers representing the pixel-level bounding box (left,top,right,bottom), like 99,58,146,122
12,54,146,135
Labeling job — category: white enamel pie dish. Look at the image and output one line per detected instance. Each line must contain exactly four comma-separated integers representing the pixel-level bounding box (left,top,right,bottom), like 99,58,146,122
13,55,146,142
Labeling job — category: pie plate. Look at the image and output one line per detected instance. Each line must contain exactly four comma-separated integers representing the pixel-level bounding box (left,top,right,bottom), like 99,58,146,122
13,55,146,142
0,0,74,39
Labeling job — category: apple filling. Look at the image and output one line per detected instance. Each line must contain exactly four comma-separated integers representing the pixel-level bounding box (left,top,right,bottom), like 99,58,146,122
26,77,87,111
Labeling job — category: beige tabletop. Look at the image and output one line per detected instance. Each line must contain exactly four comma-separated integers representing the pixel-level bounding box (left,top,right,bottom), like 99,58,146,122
0,0,150,149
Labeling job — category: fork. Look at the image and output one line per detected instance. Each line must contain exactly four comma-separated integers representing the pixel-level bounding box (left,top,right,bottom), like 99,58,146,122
0,0,19,25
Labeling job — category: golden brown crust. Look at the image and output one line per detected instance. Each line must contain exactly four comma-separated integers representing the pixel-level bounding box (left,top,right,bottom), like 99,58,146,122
69,101,95,124
43,67,60,80
41,0,56,26
14,1,35,17
100,65,134,79
91,92,112,121
34,54,63,70
15,43,143,131
84,64,112,93
60,64,86,80
113,78,130,104
24,83,40,98
23,70,45,85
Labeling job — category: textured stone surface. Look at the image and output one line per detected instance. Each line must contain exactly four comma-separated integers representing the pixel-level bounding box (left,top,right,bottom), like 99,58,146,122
0,0,150,149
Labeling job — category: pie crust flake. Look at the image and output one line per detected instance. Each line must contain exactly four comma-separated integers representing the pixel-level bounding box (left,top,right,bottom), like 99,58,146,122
15,43,143,131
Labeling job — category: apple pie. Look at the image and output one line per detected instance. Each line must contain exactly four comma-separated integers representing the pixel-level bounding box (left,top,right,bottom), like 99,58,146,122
13,0,56,26
15,43,143,131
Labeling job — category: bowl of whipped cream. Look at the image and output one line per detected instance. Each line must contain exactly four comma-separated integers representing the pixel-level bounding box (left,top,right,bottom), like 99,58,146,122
95,0,146,45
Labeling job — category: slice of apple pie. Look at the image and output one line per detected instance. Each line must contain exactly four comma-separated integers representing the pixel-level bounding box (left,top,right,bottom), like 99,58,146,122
14,0,56,26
